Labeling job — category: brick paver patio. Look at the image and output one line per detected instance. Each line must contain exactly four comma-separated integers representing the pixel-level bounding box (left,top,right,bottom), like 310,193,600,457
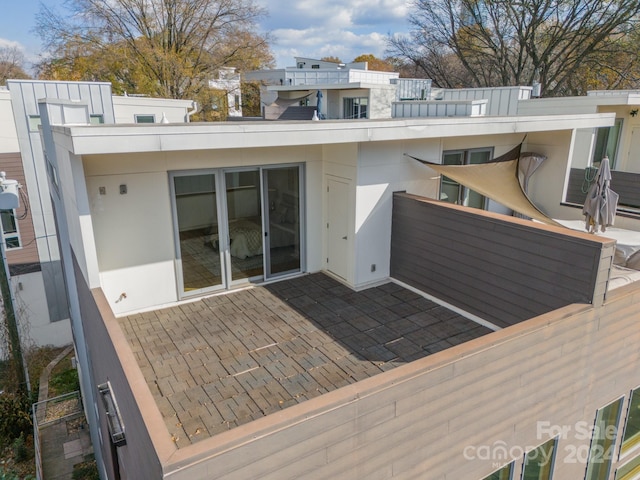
119,273,492,447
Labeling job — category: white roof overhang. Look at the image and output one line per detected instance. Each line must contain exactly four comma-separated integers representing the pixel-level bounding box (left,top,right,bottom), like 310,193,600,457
53,113,616,156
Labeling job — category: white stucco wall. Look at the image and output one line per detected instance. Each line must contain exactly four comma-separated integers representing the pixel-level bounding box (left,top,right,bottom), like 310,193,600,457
353,139,441,288
112,96,194,124
83,146,324,315
523,130,580,221
0,90,19,153
11,272,72,348
322,143,358,283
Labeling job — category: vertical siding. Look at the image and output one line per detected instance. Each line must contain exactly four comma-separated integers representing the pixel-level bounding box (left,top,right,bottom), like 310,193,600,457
566,168,640,209
390,193,613,327
0,152,40,268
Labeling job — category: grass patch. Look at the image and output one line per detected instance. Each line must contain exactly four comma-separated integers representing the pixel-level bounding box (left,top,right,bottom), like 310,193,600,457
72,455,100,480
49,353,79,397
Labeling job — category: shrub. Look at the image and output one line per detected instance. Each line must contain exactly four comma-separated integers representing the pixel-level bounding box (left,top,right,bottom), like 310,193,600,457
0,393,32,447
11,433,27,462
72,456,100,480
0,464,35,480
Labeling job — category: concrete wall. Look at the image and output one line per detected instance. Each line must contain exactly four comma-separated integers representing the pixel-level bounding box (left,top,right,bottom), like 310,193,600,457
150,280,640,479
368,86,396,119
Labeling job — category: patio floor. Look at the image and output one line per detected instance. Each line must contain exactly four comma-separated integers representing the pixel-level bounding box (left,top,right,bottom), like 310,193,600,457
118,273,492,447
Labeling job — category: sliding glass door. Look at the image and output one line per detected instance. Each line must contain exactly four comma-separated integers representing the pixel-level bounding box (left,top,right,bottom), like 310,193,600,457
171,164,303,297
225,169,264,282
263,166,302,278
171,172,223,294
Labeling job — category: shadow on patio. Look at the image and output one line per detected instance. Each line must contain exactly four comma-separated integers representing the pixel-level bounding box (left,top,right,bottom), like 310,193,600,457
119,273,492,447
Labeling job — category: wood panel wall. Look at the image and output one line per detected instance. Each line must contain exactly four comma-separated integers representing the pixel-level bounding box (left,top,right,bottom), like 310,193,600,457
389,193,614,327
567,167,640,209
0,152,40,271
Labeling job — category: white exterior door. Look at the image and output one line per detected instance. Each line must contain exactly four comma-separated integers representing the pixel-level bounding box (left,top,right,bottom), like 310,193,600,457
626,127,640,172
326,177,350,280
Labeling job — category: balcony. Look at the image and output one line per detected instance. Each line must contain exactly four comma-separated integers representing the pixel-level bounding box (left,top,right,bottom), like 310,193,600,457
118,273,492,447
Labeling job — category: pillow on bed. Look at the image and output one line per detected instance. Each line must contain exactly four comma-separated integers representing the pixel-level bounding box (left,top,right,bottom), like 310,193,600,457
626,250,640,271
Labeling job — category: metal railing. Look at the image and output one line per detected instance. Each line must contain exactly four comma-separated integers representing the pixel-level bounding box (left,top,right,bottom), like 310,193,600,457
32,390,83,480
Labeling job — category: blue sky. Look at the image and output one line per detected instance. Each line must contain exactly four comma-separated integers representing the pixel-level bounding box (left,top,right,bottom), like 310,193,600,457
0,0,412,70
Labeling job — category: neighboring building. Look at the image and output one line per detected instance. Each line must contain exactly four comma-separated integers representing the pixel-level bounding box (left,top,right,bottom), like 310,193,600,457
208,67,243,118
34,80,640,480
244,57,431,120
518,90,640,217
0,81,195,352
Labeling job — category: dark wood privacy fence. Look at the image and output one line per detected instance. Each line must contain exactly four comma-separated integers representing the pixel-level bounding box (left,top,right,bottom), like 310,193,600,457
566,168,640,210
390,193,615,327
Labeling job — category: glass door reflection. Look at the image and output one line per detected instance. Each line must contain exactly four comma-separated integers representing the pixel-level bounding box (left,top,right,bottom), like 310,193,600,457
264,166,301,278
224,170,264,281
172,173,223,293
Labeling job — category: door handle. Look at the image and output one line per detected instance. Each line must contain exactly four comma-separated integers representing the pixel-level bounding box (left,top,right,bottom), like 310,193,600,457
342,236,347,240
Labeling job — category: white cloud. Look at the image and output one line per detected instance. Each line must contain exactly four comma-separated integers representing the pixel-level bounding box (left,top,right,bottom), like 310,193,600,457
259,0,411,67
0,38,26,51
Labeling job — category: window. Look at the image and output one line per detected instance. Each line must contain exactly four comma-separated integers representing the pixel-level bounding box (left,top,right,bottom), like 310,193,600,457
521,437,557,479
134,114,155,124
616,454,640,480
586,397,624,480
90,114,104,125
28,115,41,132
344,97,368,119
0,210,21,249
234,94,240,110
483,462,514,480
440,148,493,209
622,388,640,456
592,119,622,169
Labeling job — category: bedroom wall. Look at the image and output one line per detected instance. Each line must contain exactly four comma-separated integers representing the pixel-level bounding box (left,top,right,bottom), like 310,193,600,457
83,145,324,315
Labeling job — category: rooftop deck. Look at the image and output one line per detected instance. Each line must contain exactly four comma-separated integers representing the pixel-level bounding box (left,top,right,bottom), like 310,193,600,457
119,273,492,447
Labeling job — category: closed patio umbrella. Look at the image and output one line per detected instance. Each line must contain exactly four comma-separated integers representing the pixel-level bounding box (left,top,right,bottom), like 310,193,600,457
316,90,323,119
582,156,619,233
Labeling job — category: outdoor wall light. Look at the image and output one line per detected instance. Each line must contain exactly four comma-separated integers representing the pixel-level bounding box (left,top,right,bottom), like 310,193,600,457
98,381,126,447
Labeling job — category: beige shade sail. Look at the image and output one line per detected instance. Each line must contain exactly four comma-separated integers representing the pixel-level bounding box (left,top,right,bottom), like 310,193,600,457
407,153,562,227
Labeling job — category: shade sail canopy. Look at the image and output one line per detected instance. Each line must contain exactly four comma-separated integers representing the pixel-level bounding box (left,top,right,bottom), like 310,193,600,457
407,147,562,227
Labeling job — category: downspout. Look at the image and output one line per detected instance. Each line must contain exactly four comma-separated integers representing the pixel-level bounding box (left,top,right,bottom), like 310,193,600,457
186,101,198,122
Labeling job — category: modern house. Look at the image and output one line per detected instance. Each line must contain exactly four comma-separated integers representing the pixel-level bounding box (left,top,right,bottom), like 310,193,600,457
0,81,195,352
208,67,243,118
30,76,640,480
244,57,431,120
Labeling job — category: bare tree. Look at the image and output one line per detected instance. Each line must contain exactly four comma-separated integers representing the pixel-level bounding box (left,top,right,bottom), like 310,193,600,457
0,46,30,85
388,0,640,95
36,0,274,99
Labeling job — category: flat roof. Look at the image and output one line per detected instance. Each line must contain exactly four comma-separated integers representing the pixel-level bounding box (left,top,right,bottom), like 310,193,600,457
51,113,616,155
